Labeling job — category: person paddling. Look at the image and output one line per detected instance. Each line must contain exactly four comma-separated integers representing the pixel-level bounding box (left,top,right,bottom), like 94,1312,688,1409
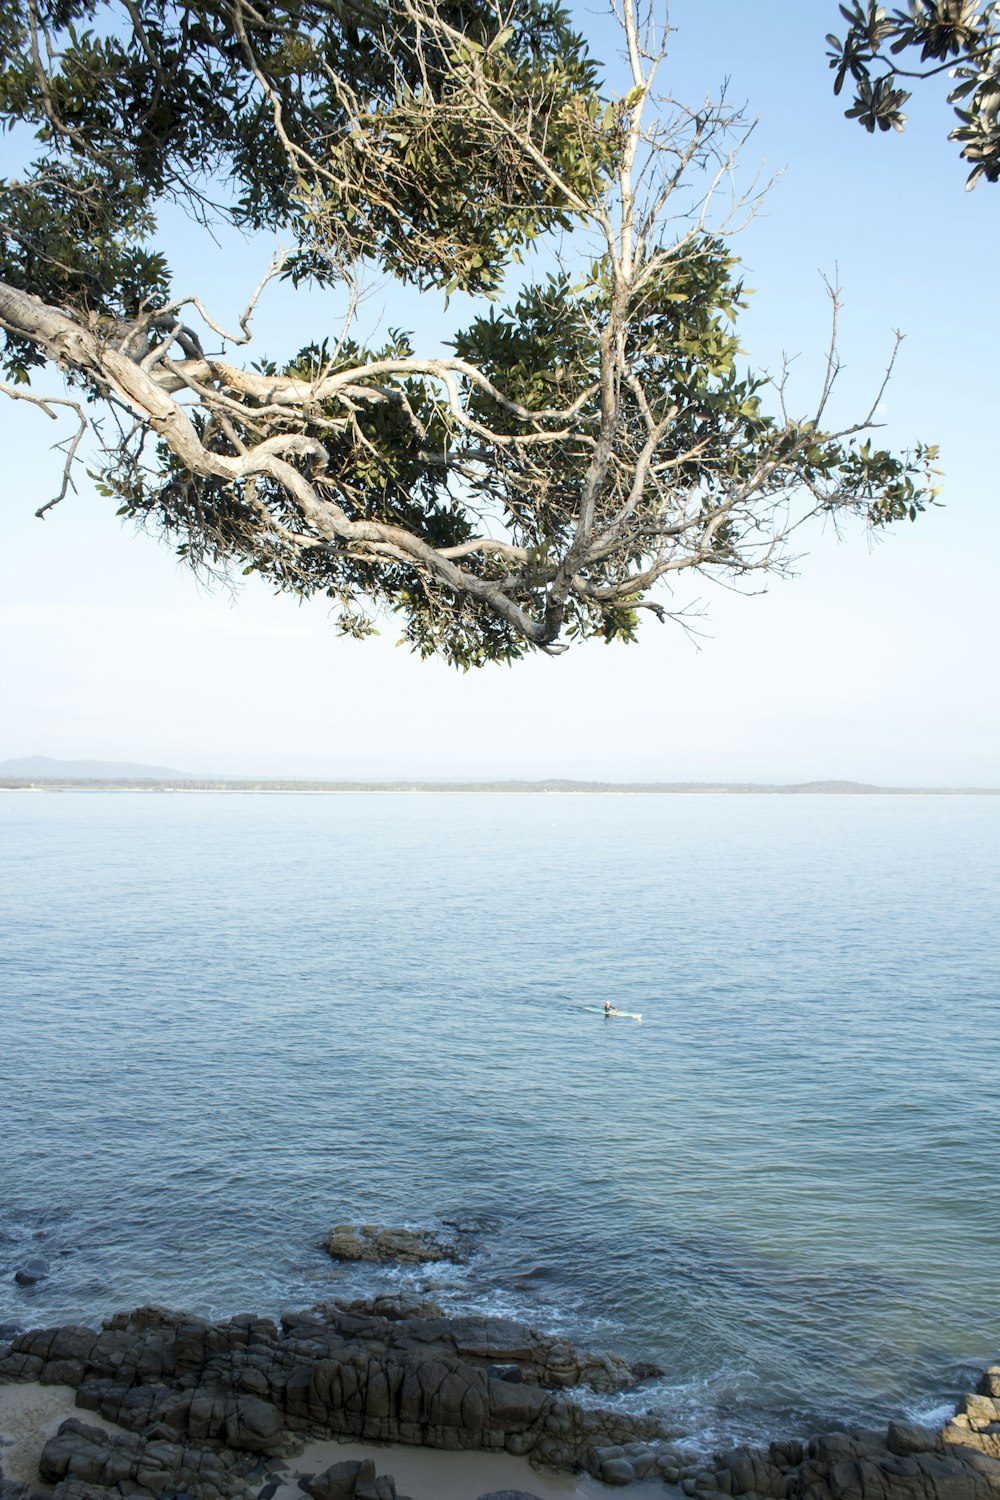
603,1000,619,1017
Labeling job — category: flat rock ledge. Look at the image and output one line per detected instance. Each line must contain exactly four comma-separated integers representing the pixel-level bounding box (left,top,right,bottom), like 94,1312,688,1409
0,1306,997,1500
321,1226,471,1267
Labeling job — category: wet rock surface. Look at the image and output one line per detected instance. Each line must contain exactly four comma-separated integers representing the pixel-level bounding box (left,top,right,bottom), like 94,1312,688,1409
321,1227,471,1267
12,1263,48,1290
319,1295,654,1394
0,1303,996,1500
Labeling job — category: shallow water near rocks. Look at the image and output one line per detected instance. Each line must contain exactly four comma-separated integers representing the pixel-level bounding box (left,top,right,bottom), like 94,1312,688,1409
1,791,997,1452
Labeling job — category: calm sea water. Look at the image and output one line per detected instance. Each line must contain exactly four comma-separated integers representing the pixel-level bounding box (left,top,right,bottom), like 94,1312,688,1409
1,791,997,1451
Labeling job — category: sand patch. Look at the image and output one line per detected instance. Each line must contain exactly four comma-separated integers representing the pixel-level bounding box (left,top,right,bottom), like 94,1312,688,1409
0,1382,123,1487
276,1435,667,1500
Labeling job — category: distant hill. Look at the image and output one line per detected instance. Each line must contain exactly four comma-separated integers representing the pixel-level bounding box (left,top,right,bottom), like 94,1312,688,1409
0,755,199,780
0,763,996,794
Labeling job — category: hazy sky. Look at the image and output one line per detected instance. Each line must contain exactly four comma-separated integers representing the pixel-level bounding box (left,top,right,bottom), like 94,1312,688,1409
2,3,997,783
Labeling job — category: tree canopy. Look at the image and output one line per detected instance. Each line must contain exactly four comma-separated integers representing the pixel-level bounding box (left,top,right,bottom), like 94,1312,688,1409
1,0,938,666
829,1,1000,187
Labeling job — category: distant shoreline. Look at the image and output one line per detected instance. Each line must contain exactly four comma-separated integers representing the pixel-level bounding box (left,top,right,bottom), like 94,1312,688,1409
1,778,998,796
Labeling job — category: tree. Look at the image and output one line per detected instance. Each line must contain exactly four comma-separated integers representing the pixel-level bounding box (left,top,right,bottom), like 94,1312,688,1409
828,1,1000,187
1,0,938,667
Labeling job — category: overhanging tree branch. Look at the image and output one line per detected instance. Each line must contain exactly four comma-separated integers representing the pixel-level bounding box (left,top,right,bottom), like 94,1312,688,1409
0,0,940,666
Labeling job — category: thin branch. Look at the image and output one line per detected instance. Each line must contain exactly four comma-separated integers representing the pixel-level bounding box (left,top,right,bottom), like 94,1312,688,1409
0,381,89,517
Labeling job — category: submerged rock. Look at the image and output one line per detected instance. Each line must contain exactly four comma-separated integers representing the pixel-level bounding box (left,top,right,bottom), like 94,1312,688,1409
12,1257,48,1287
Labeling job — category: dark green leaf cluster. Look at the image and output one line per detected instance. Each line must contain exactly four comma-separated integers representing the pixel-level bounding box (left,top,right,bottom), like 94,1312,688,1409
833,437,942,522
88,235,940,667
0,164,169,378
0,0,942,665
100,327,526,667
452,243,766,542
0,0,603,374
295,6,609,297
828,1,1000,186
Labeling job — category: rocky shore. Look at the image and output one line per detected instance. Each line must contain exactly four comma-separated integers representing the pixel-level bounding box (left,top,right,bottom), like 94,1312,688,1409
0,1224,996,1500
1,1292,998,1500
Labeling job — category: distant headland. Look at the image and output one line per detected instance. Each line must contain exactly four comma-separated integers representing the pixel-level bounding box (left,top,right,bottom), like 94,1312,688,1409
0,757,996,794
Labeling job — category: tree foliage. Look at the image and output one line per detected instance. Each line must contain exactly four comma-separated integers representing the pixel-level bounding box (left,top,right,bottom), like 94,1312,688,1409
0,0,939,666
828,1,1000,187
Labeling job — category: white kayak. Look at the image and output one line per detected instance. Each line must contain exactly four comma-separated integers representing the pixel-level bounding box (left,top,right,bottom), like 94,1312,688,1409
583,1005,643,1022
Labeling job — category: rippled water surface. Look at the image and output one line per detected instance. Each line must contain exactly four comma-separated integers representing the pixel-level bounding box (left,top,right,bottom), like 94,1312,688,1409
1,791,998,1448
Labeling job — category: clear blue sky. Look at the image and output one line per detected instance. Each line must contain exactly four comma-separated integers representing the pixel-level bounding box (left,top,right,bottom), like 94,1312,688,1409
1,2,997,783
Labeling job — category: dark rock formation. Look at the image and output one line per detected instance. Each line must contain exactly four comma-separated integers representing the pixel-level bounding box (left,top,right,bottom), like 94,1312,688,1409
1,1302,997,1500
336,1298,442,1325
0,1300,678,1497
321,1226,470,1267
27,1422,409,1500
38,1415,257,1499
300,1457,408,1500
680,1420,1000,1499
321,1295,654,1393
475,1492,546,1499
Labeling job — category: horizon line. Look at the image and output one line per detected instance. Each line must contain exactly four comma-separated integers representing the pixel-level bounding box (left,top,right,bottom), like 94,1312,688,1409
1,775,999,796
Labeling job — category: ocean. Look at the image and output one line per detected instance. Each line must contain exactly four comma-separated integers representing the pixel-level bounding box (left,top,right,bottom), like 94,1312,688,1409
1,790,997,1452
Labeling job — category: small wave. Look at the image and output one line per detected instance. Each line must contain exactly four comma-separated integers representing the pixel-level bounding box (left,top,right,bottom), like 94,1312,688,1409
903,1399,956,1429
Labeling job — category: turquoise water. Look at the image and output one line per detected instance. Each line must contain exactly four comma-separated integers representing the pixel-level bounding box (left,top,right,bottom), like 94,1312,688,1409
1,791,997,1450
